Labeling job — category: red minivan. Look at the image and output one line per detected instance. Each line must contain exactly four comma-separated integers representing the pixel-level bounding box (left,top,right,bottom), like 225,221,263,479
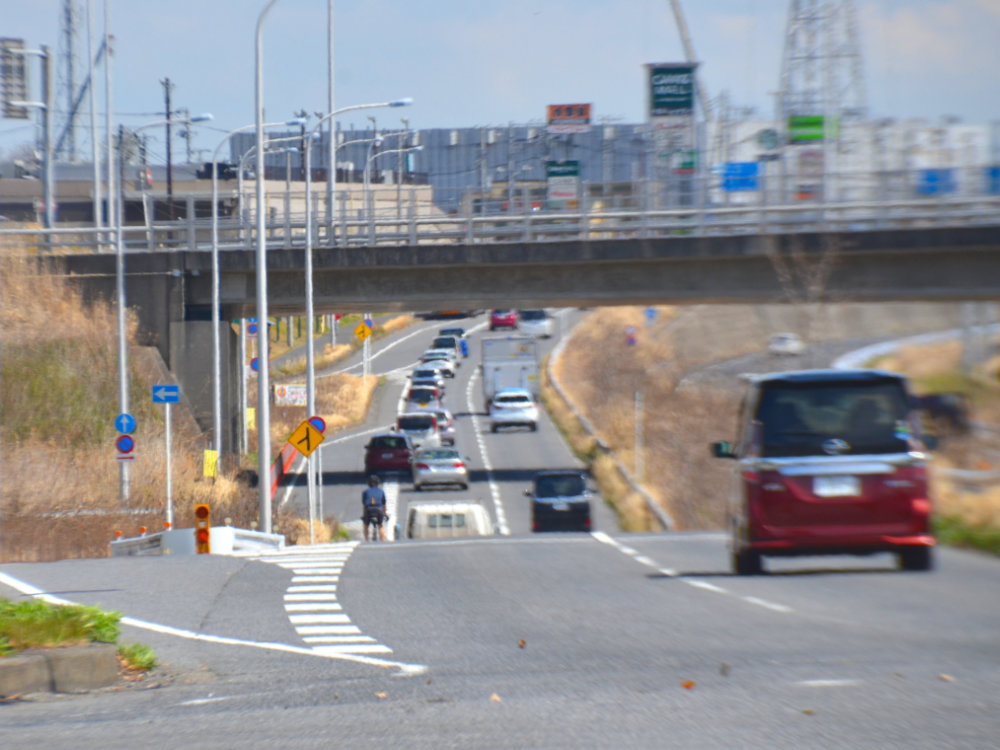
712,369,936,574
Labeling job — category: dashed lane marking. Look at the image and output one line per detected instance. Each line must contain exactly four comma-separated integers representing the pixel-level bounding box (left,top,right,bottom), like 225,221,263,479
466,367,510,535
590,531,795,615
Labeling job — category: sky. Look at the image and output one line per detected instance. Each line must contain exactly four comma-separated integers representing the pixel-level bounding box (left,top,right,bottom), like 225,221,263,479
2,0,998,163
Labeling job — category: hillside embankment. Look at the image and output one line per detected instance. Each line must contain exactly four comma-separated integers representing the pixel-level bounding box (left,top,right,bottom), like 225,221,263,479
552,302,1000,538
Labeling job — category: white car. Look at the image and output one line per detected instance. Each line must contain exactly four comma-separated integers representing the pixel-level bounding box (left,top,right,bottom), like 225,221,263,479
768,332,805,356
421,358,456,378
517,309,554,338
488,387,539,432
421,348,459,367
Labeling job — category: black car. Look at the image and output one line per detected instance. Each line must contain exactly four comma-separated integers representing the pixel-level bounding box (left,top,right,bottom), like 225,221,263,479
526,470,592,532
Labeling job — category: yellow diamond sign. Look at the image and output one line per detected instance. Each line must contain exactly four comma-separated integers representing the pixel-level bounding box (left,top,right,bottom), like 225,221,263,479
289,419,324,458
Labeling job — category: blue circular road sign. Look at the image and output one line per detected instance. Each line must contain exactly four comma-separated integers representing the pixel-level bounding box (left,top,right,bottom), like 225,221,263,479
116,435,135,454
250,357,259,372
309,416,326,433
115,413,136,434
248,323,259,336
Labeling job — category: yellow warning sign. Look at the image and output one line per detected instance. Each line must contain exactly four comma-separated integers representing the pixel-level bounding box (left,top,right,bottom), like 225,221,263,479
289,419,325,458
354,321,372,341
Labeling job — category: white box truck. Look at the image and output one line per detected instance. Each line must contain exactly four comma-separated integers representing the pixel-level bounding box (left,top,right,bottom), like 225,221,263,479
481,336,540,411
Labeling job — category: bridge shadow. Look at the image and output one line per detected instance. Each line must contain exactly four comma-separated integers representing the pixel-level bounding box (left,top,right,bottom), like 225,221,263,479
277,466,587,489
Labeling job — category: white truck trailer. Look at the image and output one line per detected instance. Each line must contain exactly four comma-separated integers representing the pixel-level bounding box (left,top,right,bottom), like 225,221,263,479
481,336,540,411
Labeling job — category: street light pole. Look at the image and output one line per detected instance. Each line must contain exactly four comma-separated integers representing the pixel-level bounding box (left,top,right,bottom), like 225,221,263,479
255,0,282,534
211,118,303,472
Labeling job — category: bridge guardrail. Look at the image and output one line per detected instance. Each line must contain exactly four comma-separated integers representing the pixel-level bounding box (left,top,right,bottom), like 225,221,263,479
5,194,1000,255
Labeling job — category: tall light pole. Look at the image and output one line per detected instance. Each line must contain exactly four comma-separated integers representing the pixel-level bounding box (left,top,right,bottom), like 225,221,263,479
302,99,412,537
255,0,282,533
210,118,306,473
9,45,55,230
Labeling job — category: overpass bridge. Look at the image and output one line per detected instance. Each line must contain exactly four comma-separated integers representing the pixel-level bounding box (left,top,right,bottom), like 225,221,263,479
12,196,1000,454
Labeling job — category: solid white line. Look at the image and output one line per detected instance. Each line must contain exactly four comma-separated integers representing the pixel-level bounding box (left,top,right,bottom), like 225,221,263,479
295,625,362,636
796,679,863,688
288,614,351,624
283,593,339,602
284,602,343,612
466,367,510,535
633,555,658,567
0,571,426,674
289,568,342,575
312,644,393,655
180,696,234,707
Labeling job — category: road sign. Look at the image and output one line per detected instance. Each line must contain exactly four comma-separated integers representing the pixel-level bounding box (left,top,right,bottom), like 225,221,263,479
289,419,325,458
115,413,136,434
309,415,326,433
354,321,372,341
248,322,259,336
116,435,135,454
152,384,180,403
250,357,259,372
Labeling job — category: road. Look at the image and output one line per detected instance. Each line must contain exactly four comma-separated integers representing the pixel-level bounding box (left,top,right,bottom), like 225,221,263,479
1,312,999,748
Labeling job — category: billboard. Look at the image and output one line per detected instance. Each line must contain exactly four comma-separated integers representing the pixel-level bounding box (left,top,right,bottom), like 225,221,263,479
647,63,696,117
0,38,29,120
547,103,592,134
546,160,580,204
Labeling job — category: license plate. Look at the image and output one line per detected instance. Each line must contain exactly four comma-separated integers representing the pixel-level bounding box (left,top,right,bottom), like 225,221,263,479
814,475,861,497
382,453,393,459
551,502,569,511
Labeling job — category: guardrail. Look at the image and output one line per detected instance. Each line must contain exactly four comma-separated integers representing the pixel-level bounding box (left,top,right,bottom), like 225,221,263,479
5,194,1000,255
110,525,285,556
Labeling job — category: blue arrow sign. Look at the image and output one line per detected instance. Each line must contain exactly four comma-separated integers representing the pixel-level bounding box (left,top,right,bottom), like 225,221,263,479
115,413,136,434
152,384,180,403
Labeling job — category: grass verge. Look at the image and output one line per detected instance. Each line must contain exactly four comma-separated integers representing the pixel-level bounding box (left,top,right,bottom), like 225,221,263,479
0,597,156,671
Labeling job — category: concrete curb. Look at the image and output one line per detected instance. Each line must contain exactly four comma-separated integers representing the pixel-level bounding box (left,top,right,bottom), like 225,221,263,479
0,643,119,698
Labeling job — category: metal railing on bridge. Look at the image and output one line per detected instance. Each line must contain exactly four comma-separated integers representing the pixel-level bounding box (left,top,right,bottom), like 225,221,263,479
4,170,1000,255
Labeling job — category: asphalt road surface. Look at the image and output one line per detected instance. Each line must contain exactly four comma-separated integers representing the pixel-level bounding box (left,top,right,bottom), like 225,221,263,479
1,312,998,749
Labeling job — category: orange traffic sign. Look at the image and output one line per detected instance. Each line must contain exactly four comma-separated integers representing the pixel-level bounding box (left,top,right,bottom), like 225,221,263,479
354,321,372,341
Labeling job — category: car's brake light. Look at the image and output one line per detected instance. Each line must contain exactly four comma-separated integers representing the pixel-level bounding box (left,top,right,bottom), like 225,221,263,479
416,463,429,470
453,462,465,469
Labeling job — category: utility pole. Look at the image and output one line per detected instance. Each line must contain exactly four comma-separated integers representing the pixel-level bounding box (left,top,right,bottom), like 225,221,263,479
161,77,173,220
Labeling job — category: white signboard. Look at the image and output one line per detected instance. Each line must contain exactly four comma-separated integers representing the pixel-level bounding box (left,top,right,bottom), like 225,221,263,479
274,384,307,407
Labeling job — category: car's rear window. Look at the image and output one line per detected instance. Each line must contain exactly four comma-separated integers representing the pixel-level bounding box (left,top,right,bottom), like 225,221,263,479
496,394,530,405
417,449,459,461
371,437,408,450
755,380,912,457
399,415,435,430
535,474,586,497
407,389,437,402
519,310,546,321
433,337,457,349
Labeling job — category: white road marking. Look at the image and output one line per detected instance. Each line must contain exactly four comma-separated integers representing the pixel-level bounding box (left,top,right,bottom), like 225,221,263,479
180,696,234,707
283,593,339,601
466,367,510,535
796,679,864,688
0,569,425,675
287,585,338,593
590,531,795,615
284,602,344,612
291,575,340,583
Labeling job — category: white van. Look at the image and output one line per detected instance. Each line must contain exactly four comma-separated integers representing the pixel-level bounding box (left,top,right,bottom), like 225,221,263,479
404,501,494,539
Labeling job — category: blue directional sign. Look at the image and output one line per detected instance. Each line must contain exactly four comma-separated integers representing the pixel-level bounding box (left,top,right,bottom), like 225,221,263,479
722,162,759,192
116,435,135,454
115,413,136,434
152,384,180,403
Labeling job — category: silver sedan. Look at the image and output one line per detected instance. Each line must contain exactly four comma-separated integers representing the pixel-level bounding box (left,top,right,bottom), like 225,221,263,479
411,446,469,491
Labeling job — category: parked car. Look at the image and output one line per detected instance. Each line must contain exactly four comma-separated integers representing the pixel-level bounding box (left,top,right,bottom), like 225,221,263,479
431,408,457,446
404,501,494,539
412,446,469,490
489,309,517,331
517,309,554,338
364,432,415,476
403,386,443,412
711,369,936,575
526,470,592,532
488,387,539,432
768,332,805,356
396,412,440,449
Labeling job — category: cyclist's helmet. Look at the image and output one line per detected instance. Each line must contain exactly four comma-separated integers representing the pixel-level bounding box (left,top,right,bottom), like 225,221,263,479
368,475,381,487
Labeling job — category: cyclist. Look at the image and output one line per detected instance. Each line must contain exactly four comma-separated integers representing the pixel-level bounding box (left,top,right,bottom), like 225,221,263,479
361,475,388,541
